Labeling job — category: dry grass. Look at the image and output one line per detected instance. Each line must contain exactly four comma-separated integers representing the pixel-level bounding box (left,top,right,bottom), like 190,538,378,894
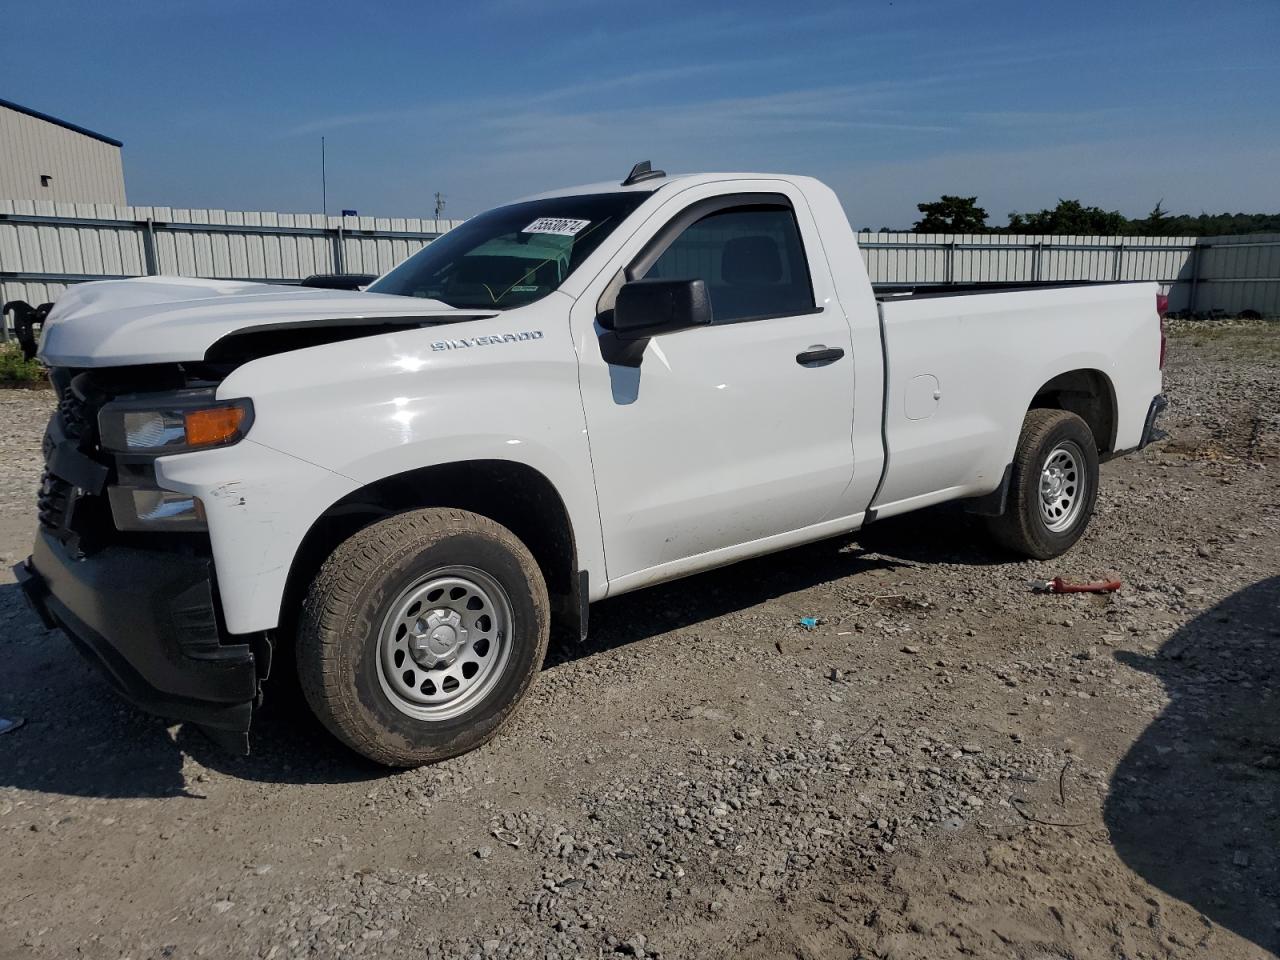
1170,320,1280,365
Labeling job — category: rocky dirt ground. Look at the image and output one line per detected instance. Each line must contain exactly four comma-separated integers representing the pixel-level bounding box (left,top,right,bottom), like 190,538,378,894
1,323,1277,960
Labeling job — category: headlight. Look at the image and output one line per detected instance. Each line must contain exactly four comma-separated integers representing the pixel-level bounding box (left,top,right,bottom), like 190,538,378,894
107,486,206,531
99,391,253,454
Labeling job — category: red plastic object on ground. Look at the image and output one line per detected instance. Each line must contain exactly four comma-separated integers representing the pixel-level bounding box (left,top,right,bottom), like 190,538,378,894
1034,577,1123,594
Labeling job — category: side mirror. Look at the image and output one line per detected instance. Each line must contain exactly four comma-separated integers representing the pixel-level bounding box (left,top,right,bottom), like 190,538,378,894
613,278,713,341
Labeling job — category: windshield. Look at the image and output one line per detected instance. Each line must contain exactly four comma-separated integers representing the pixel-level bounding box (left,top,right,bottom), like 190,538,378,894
368,192,650,309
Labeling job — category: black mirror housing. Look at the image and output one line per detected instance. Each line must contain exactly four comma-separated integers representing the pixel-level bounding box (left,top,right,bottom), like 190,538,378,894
613,279,712,340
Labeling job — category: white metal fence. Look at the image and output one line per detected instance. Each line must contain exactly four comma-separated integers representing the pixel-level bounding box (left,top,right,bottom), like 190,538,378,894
1182,233,1280,315
4,199,1279,339
0,199,464,318
858,231,1280,316
861,233,1193,298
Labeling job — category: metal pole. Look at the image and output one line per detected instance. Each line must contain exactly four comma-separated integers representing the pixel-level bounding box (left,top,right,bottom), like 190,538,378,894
1113,242,1123,282
945,241,955,284
321,137,327,217
1032,242,1043,282
143,218,158,275
334,222,346,274
1188,242,1202,315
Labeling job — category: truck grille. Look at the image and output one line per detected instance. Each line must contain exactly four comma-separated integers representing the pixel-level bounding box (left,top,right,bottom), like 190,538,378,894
38,388,91,531
36,472,73,532
37,372,114,551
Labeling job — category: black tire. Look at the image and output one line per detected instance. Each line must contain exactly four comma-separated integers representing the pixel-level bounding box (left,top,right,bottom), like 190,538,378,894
986,409,1099,560
297,508,549,767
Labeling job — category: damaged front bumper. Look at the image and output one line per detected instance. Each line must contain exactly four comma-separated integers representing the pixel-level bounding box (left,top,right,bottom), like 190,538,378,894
15,529,265,752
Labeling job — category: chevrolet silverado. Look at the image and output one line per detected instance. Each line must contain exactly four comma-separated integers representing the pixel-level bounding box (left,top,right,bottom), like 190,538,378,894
17,163,1166,765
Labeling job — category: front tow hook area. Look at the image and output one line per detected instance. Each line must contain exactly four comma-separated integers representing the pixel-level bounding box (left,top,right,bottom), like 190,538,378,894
15,558,57,629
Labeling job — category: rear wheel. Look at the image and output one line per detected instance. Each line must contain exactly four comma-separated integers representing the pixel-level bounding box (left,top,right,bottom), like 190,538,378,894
297,508,549,766
986,409,1099,559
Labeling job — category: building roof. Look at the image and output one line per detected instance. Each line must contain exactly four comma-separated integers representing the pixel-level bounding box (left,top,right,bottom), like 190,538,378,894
0,97,122,147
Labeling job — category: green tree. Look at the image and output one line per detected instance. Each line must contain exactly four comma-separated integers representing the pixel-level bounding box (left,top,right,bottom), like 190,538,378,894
1150,210,1280,236
1130,200,1171,236
1006,199,1128,235
910,195,1279,238
913,195,989,233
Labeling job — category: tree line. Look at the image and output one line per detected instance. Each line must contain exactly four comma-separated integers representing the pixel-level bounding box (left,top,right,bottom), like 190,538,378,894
899,195,1280,236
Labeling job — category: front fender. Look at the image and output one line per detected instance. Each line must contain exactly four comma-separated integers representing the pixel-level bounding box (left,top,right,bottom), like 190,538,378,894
156,439,359,634
187,305,605,629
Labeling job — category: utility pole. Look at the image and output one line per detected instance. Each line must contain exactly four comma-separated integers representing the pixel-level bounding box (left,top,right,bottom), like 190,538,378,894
321,136,328,216
434,192,446,221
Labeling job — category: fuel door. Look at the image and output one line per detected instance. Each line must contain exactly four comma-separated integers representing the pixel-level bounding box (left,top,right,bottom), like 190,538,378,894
905,374,941,421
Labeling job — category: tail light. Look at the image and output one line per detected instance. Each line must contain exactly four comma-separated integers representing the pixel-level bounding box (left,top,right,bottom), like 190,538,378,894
1156,292,1168,369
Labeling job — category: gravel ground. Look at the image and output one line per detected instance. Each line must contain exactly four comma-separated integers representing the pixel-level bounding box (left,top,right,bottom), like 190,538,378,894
1,325,1277,960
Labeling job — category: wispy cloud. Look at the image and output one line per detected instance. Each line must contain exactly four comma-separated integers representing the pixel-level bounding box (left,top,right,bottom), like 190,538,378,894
482,85,958,151
284,108,441,137
280,62,931,140
958,107,1131,129
521,62,770,106
280,62,757,137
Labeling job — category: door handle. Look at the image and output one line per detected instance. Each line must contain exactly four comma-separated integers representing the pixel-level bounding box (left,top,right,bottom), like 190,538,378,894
795,345,845,367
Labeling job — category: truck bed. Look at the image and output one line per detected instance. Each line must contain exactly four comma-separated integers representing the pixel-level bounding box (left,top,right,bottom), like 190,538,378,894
869,281,1163,519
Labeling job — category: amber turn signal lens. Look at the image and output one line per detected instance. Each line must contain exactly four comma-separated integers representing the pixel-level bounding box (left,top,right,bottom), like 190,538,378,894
184,406,246,446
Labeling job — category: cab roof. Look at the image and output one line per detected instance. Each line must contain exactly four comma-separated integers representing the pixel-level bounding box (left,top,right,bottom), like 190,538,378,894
517,171,804,203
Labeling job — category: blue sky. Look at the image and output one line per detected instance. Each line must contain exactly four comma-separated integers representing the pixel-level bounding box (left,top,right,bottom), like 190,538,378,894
6,0,1278,227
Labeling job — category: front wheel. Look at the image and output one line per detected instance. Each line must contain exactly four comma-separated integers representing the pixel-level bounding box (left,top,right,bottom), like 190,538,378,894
986,409,1099,559
297,508,549,766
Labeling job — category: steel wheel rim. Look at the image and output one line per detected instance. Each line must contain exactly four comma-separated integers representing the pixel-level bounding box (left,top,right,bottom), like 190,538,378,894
1038,440,1086,533
376,565,513,722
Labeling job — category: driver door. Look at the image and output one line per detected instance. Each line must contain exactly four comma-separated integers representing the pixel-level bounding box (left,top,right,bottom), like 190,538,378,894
570,185,856,591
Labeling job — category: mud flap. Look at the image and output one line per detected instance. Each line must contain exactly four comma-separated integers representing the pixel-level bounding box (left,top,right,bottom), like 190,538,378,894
962,463,1014,517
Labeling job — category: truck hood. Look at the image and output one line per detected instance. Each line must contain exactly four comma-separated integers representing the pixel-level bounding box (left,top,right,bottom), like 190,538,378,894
38,276,473,367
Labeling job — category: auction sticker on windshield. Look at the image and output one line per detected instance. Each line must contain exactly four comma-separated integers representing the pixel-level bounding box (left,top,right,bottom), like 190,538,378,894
523,217,590,236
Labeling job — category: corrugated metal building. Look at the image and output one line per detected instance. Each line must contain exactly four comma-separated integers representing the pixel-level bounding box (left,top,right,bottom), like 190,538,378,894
0,98,126,205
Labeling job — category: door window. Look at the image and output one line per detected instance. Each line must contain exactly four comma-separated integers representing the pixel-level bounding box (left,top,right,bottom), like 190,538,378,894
643,205,815,323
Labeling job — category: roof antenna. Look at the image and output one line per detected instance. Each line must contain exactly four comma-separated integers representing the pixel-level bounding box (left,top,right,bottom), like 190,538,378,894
622,160,665,186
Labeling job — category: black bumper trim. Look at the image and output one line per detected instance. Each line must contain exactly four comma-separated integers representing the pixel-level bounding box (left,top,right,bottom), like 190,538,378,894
15,530,258,736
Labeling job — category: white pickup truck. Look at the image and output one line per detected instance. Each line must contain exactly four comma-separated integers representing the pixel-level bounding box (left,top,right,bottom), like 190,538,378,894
17,164,1166,765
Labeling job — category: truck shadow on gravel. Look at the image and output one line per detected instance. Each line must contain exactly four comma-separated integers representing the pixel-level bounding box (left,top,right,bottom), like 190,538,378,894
1105,576,1280,956
547,535,908,667
851,503,1011,567
548,504,998,671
